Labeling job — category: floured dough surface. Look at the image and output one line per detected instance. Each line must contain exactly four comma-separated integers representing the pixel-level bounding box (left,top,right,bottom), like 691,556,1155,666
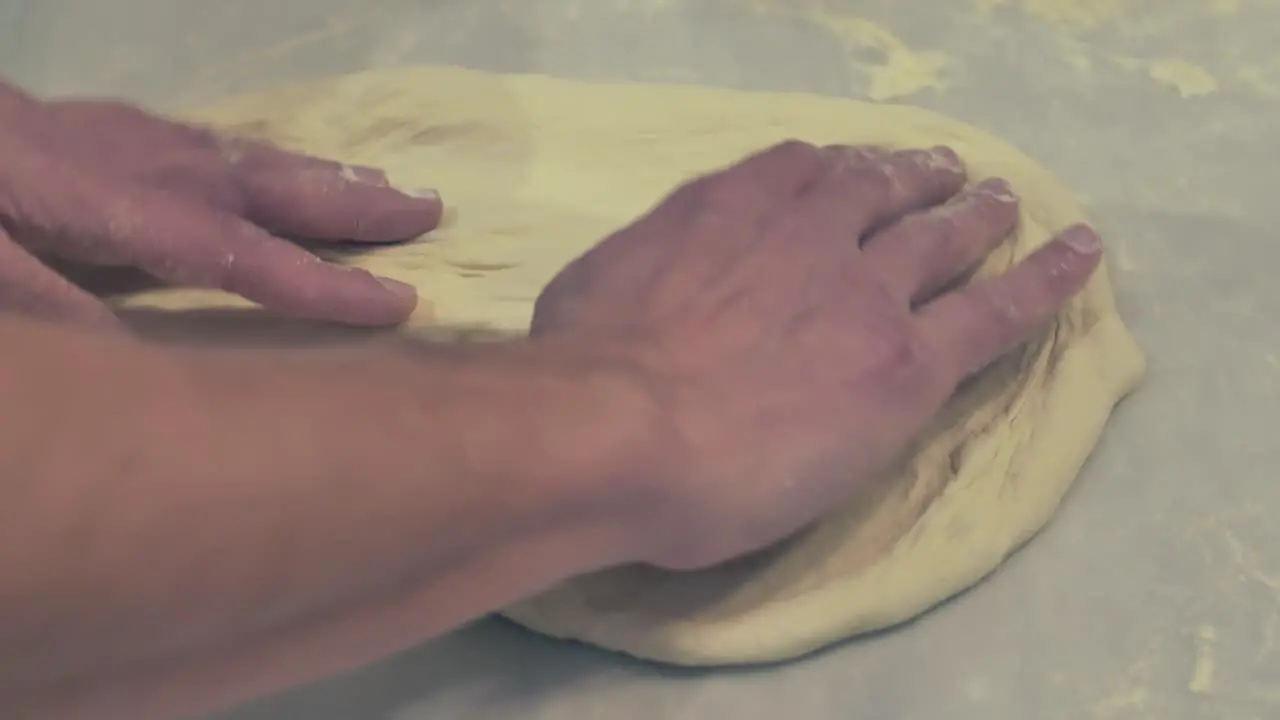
122,66,1145,665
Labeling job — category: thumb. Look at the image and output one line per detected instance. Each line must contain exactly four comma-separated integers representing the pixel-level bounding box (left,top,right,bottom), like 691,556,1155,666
0,226,125,331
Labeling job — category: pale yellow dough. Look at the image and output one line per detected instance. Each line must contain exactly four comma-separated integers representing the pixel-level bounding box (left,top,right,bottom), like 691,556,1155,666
119,66,1146,665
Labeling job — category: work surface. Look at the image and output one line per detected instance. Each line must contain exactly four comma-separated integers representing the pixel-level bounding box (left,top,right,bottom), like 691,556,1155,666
3,0,1278,718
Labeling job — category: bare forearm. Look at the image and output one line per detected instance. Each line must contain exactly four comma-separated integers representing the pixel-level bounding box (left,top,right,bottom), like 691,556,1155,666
0,316,660,717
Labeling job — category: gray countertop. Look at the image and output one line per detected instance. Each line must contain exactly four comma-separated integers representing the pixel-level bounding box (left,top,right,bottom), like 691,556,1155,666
3,1,1278,718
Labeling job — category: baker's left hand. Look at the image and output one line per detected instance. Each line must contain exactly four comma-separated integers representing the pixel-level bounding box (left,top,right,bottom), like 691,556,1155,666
0,81,442,328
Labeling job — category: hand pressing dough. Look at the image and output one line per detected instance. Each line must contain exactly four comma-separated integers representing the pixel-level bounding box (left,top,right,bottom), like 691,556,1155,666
121,65,1146,665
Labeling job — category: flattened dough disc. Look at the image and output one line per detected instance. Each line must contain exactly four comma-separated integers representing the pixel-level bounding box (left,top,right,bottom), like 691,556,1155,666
125,66,1146,666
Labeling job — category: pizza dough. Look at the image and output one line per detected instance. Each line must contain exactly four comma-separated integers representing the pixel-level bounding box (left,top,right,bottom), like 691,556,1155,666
120,66,1146,665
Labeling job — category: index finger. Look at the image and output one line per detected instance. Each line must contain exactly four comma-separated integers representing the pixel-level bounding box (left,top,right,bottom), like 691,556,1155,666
44,175,420,326
238,150,443,243
916,224,1103,381
0,226,125,331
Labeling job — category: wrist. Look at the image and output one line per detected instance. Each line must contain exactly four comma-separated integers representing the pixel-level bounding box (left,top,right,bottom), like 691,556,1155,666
171,334,676,574
413,336,676,571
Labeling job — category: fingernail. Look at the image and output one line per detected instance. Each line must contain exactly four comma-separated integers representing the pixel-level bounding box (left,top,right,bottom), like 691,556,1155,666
974,178,1016,203
362,207,441,241
344,164,389,186
929,145,963,171
1060,224,1102,254
895,148,935,168
377,276,418,300
408,187,440,201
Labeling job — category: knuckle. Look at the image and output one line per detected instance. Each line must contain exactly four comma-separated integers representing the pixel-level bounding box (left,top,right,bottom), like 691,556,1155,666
97,193,146,248
179,122,224,152
917,210,966,253
894,148,939,173
965,193,1020,234
856,312,929,379
215,134,272,170
876,326,954,404
764,202,826,247
861,325,945,404
928,145,964,173
710,140,826,205
765,139,823,167
844,162,897,204
531,294,587,335
823,144,884,161
828,144,888,167
824,147,897,192
882,326,927,375
702,174,746,208
687,206,731,235
972,177,1017,204
293,166,346,195
900,145,963,177
972,285,1026,330
182,214,243,289
929,205,967,235
667,173,717,208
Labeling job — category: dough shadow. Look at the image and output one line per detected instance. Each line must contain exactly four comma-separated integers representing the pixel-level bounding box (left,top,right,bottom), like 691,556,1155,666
115,305,510,348
221,583,996,720
52,258,414,347
493,557,1002,675
119,306,391,346
55,256,512,348
49,239,387,297
215,620,625,719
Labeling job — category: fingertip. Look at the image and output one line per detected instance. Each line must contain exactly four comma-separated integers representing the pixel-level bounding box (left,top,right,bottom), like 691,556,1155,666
368,292,419,326
918,223,1104,380
243,159,445,243
928,145,964,173
345,164,391,186
313,270,419,327
340,165,445,235
406,187,440,201
955,178,1019,229
1046,224,1104,276
893,146,967,200
1022,224,1104,300
887,146,964,189
375,275,419,302
1057,223,1103,255
358,189,444,242
972,177,1017,204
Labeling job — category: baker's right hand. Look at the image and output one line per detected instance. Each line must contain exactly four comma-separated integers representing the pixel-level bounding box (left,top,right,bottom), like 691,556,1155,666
534,141,1102,570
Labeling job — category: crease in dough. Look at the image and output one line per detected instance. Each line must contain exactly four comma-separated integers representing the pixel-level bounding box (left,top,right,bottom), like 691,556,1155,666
117,65,1144,665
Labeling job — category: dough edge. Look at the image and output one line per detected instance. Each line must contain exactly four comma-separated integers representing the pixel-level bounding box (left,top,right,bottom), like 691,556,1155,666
503,316,1144,664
